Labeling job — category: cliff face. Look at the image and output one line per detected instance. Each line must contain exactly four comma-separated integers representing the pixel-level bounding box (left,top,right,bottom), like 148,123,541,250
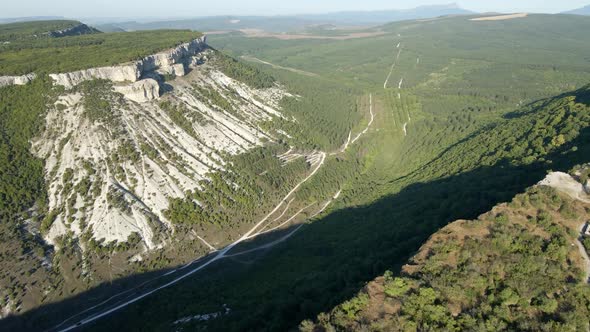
113,78,160,103
49,64,141,88
0,73,36,88
32,55,290,249
49,36,207,90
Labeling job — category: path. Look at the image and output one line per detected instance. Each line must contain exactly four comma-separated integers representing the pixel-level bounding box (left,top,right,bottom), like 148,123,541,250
351,94,374,145
384,44,403,89
241,56,319,77
53,152,327,332
196,235,217,252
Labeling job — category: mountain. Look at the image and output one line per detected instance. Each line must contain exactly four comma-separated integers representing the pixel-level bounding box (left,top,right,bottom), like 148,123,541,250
298,3,474,25
99,4,474,32
0,16,65,24
563,4,590,15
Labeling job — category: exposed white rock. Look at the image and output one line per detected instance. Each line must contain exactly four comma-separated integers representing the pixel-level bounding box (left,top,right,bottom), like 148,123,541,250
114,79,160,103
538,171,590,203
49,36,207,89
0,73,37,87
32,64,291,249
49,64,141,89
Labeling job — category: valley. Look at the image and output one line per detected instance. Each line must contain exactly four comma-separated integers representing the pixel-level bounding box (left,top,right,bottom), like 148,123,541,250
1,8,590,332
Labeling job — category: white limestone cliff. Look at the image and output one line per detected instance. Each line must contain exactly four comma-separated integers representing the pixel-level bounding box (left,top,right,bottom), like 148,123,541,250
49,36,207,89
32,63,291,248
49,64,141,89
0,73,37,87
114,78,160,103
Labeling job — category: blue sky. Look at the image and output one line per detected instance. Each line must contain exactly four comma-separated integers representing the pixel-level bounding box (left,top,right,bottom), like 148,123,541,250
2,0,588,18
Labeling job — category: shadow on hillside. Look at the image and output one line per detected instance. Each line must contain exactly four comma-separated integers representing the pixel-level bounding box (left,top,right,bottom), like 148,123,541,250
2,126,590,332
503,84,590,119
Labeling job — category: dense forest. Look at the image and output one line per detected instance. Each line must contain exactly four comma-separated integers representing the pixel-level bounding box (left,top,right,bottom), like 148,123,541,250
304,184,590,331
0,24,201,75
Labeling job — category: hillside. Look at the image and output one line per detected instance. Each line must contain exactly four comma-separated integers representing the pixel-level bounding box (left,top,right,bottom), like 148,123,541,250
302,172,590,331
0,20,99,42
0,21,361,326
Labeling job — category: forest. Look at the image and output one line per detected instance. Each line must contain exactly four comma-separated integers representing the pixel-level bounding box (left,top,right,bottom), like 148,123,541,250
304,184,590,331
2,13,590,332
0,24,201,75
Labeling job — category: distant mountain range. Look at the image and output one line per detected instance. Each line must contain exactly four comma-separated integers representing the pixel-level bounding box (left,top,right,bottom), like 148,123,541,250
0,16,65,24
95,3,474,32
563,4,590,15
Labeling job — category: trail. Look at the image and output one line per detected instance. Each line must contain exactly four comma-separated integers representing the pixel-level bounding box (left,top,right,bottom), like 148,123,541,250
341,130,352,152
403,122,408,136
351,94,374,145
383,63,395,89
223,225,304,258
384,43,402,89
196,235,217,252
398,78,403,89
309,190,341,219
241,56,319,77
252,203,315,238
53,152,327,332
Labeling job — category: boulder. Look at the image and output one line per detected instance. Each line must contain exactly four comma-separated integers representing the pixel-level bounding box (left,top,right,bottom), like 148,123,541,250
114,79,160,103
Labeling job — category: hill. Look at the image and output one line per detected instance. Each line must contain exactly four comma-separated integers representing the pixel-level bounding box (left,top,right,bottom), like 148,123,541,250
0,20,99,42
98,4,474,33
0,25,201,75
303,173,590,331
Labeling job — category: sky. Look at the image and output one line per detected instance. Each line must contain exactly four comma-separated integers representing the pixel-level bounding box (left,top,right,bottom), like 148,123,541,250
1,0,588,18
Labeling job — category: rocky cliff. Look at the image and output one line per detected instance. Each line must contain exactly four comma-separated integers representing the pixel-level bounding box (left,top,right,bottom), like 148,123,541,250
0,73,36,88
32,53,290,249
49,36,207,90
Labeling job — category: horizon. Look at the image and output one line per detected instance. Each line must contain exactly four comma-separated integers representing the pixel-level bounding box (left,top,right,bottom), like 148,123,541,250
0,1,588,20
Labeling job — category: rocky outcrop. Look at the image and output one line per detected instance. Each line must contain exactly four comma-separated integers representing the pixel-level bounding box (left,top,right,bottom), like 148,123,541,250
49,36,207,89
114,78,160,103
0,73,37,88
50,64,141,89
45,23,100,37
32,66,288,247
